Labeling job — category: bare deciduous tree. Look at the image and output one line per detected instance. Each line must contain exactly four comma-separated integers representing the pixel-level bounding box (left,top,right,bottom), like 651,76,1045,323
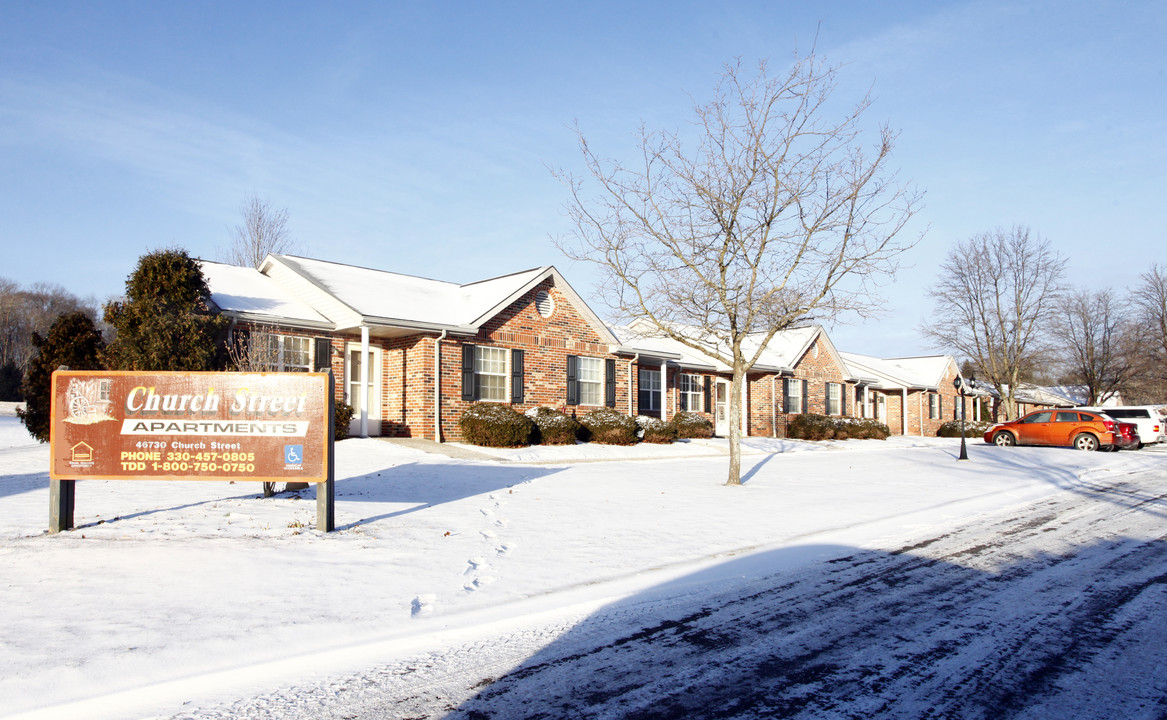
221,193,296,268
0,278,98,399
1133,264,1167,377
1053,288,1141,405
925,226,1066,421
555,55,921,485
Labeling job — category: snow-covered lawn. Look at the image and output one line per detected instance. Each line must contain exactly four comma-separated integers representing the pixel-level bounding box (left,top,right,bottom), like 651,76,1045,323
2,413,1165,719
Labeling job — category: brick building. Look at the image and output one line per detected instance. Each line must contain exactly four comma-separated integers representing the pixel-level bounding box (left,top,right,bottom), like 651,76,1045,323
204,255,971,441
840,352,968,436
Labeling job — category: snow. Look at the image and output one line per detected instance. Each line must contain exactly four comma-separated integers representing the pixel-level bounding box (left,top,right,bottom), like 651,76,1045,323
271,256,548,328
198,261,331,327
2,412,1166,719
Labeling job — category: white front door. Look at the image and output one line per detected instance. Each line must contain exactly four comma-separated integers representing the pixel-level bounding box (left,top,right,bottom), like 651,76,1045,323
346,343,382,436
876,394,887,424
715,379,730,436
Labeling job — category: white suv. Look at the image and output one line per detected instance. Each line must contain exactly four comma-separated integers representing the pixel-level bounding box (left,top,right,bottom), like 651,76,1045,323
1075,406,1166,448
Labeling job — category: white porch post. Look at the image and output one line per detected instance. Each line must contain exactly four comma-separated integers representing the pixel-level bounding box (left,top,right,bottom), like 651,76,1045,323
360,326,370,438
660,360,667,420
628,356,638,417
434,330,447,442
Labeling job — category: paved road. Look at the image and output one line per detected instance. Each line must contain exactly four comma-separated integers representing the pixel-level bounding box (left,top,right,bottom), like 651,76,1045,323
172,468,1167,720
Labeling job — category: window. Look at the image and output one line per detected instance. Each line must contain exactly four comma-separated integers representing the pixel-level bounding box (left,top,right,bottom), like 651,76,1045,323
461,344,518,402
679,373,702,412
568,356,614,407
1021,411,1053,423
639,368,660,413
475,346,507,401
255,334,313,371
281,336,312,371
928,393,940,419
578,357,603,405
826,382,841,415
1055,411,1079,422
784,378,803,414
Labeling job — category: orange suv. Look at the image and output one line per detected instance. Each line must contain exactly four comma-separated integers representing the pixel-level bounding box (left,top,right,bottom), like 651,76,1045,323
983,409,1118,451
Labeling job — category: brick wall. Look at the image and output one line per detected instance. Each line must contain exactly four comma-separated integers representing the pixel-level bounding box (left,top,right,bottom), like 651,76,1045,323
423,278,625,442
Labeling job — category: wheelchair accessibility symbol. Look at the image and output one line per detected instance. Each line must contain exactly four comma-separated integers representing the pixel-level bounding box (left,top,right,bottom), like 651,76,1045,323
284,445,303,466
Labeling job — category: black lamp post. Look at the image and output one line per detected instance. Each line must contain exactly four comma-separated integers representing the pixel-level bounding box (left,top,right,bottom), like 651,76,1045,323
954,375,970,461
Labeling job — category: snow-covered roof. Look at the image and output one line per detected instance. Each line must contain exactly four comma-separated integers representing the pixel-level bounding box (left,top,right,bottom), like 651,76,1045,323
204,254,620,343
613,321,836,375
270,255,549,330
200,261,333,329
840,352,956,391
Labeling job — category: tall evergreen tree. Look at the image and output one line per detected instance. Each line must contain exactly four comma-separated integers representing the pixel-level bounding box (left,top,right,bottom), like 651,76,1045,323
103,249,228,371
17,311,105,442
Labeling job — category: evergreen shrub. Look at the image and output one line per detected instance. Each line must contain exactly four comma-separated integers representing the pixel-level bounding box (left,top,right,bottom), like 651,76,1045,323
459,403,534,447
579,407,638,445
334,400,355,440
17,311,105,443
635,415,677,444
526,407,581,445
787,414,891,441
672,411,714,439
787,413,839,441
937,419,994,438
842,417,891,440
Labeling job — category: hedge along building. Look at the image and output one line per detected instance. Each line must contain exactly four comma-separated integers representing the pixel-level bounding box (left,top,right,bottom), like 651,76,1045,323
201,256,629,441
839,352,969,436
611,321,860,438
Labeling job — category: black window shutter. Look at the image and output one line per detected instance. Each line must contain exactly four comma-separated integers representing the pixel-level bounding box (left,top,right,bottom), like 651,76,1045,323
842,384,848,416
939,394,943,419
605,358,616,408
314,338,331,371
511,349,524,403
461,344,476,401
703,376,711,413
802,379,809,414
566,355,579,406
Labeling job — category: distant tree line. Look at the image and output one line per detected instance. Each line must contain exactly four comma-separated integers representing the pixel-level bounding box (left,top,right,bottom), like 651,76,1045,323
14,248,228,442
0,280,105,401
926,225,1167,419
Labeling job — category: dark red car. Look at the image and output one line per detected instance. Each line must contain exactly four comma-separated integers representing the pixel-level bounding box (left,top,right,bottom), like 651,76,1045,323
983,409,1119,451
1111,422,1140,451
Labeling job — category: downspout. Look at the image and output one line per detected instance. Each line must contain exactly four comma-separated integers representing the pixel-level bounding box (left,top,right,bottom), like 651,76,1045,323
917,391,924,436
434,330,447,442
901,387,908,436
628,354,639,417
360,326,370,438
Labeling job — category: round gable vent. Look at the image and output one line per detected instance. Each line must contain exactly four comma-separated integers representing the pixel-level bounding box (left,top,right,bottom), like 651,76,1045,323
535,290,555,318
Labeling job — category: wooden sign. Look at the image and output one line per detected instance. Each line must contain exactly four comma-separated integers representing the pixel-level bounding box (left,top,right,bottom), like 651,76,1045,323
50,371,330,483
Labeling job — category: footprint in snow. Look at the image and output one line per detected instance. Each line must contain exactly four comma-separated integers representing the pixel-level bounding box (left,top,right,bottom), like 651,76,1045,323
463,576,498,592
465,557,489,575
410,594,437,617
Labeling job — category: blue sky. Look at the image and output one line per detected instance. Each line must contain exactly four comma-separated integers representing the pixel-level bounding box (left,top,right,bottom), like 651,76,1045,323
2,1,1164,357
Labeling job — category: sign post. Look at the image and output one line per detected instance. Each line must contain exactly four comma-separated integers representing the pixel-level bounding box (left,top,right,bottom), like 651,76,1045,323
49,370,334,533
317,369,335,532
